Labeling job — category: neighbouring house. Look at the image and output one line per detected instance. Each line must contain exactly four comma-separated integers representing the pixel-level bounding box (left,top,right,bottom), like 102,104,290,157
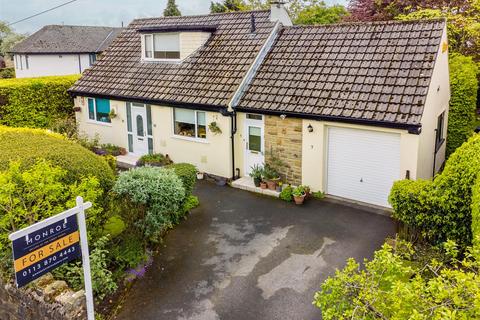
69,2,450,207
10,25,123,78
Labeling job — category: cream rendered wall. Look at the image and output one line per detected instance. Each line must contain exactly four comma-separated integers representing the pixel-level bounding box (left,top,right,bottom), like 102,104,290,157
14,53,92,78
301,120,419,192
75,97,128,149
416,25,450,179
179,32,211,60
234,113,247,176
150,105,232,178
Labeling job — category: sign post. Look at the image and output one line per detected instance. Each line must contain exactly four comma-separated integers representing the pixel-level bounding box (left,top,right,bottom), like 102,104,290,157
8,196,95,320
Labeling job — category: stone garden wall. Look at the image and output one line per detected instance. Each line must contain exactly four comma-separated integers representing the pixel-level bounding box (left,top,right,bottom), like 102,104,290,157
0,274,85,320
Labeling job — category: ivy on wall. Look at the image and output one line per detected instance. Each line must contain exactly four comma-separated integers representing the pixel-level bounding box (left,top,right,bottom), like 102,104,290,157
446,53,479,156
0,75,80,129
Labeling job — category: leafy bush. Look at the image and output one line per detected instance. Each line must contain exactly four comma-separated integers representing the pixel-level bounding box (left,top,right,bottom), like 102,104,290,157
0,75,80,128
183,195,199,213
390,134,480,247
314,240,480,319
164,163,197,196
0,160,104,278
103,215,126,238
113,167,186,242
53,236,117,301
0,126,115,191
446,54,479,156
280,185,293,202
110,235,147,270
137,153,172,167
292,185,306,197
472,175,480,258
0,68,14,79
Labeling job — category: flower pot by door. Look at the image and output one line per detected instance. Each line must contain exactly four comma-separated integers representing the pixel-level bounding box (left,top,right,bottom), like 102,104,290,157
293,194,306,205
254,177,261,187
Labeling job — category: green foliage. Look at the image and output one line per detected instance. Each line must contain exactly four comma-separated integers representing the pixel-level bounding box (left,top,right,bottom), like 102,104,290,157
110,235,147,270
292,185,306,197
210,0,244,13
312,191,325,199
0,21,26,59
163,0,182,16
295,2,348,25
314,240,480,319
113,167,186,242
262,163,279,180
280,185,293,202
53,236,117,301
0,160,104,278
137,153,172,167
249,164,263,179
103,154,117,172
103,215,126,238
183,195,200,213
0,126,115,191
0,75,80,129
390,134,480,247
472,174,480,258
446,54,479,156
0,68,14,79
164,163,197,197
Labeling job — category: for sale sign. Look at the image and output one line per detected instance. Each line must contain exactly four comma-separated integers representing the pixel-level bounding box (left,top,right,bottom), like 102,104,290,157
11,215,81,288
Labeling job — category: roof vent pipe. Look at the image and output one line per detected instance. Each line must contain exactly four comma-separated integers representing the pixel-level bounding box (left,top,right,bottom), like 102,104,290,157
250,13,256,33
270,0,292,26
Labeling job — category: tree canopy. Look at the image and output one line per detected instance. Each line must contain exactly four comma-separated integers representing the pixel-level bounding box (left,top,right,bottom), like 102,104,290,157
163,0,182,16
0,21,26,59
294,2,349,25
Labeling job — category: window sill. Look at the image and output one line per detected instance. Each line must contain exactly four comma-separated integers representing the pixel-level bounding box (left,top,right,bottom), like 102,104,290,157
142,58,182,64
171,135,209,144
86,120,112,127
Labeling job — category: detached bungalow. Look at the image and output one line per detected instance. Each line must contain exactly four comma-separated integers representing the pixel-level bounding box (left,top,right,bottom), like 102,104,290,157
69,2,450,207
11,25,123,78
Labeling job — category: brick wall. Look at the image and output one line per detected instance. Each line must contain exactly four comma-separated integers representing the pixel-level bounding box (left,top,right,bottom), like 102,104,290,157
264,115,302,185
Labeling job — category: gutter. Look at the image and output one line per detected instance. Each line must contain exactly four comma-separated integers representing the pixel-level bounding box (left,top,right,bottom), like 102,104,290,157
235,106,422,134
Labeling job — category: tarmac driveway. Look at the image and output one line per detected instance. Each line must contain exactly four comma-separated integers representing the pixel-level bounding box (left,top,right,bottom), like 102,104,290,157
115,181,395,320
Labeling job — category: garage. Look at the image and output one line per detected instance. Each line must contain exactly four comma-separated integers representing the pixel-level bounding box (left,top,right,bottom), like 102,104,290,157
326,127,401,207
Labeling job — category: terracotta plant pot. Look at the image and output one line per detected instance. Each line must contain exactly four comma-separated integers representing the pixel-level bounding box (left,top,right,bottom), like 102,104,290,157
266,180,277,190
260,181,268,189
293,194,306,205
119,147,128,156
253,177,261,187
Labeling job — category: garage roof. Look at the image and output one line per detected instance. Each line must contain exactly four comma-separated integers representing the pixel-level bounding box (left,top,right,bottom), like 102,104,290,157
237,19,446,127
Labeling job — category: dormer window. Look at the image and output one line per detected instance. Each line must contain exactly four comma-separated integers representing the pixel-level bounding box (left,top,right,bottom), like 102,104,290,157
143,33,180,61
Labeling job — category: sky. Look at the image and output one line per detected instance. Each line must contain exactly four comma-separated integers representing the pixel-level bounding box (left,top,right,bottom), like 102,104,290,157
0,0,348,34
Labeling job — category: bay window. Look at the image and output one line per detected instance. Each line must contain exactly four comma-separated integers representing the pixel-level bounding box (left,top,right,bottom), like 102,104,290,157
174,108,206,139
88,98,111,123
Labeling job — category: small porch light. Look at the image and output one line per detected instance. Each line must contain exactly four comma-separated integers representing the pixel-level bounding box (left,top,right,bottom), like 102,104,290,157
307,124,313,132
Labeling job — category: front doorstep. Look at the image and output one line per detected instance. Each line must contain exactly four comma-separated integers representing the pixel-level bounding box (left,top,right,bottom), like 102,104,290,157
116,154,140,169
231,177,280,198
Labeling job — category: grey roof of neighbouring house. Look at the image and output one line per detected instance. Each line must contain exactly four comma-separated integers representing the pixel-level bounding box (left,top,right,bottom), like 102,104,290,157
69,10,446,129
11,25,124,54
69,10,276,108
237,19,446,127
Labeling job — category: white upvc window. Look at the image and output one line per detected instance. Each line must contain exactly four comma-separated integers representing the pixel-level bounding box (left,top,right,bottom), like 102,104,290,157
142,33,180,61
173,108,206,139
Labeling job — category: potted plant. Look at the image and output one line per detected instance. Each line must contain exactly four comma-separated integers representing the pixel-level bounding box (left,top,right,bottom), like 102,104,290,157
249,164,263,187
260,181,268,189
292,185,306,205
276,181,283,192
208,122,222,135
263,164,280,190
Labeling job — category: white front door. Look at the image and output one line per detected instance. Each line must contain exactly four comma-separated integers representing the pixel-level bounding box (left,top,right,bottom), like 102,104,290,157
244,114,264,176
326,126,401,207
131,105,148,156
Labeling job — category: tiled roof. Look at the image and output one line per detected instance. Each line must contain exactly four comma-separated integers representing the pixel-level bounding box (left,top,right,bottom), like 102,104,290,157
69,11,276,108
237,19,445,127
11,25,123,54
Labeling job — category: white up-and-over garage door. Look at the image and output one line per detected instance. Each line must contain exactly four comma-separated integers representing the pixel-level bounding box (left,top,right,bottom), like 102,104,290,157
326,127,401,207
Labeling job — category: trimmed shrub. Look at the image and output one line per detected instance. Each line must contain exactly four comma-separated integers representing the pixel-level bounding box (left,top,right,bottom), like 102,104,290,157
472,175,480,258
164,163,197,196
0,68,14,79
0,75,79,128
137,153,172,167
390,134,480,247
112,167,186,242
446,54,479,156
0,126,115,191
0,160,104,279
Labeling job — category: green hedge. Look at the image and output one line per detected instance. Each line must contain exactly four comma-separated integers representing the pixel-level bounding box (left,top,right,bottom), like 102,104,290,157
0,126,115,191
472,175,480,257
446,54,479,156
390,134,480,247
0,68,14,79
0,75,80,128
164,163,197,196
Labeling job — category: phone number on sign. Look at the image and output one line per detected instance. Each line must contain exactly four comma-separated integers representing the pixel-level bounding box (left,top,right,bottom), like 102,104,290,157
21,246,78,278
